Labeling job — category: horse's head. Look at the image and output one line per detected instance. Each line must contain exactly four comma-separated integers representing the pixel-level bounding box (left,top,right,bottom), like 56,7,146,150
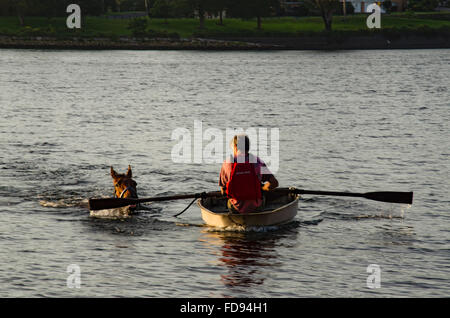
110,165,138,199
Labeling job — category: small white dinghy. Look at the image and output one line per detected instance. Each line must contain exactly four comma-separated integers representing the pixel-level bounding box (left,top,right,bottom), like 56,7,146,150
198,188,300,228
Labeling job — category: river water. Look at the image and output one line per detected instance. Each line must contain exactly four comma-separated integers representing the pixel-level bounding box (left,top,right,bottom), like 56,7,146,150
0,49,449,297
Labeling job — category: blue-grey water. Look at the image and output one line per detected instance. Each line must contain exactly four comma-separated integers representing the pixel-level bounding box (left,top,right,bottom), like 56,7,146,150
0,49,449,297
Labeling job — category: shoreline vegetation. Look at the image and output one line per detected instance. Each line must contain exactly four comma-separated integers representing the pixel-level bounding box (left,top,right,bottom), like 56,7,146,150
0,12,449,50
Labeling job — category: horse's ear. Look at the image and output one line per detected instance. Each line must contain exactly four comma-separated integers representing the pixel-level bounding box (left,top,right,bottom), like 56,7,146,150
126,165,132,178
110,166,118,179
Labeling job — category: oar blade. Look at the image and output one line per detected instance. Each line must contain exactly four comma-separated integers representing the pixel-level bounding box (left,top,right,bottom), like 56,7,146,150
88,197,138,211
363,191,413,205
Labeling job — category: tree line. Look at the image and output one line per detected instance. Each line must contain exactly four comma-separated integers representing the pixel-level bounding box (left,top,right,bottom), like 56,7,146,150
0,0,343,30
0,1,280,17
0,0,444,32
0,0,285,29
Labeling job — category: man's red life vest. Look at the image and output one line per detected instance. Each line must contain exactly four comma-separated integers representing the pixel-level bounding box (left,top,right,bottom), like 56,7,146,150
226,158,262,201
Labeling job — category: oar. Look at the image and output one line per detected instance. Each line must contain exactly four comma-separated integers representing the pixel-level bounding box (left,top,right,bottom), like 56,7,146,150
287,189,413,205
88,191,222,211
88,188,413,211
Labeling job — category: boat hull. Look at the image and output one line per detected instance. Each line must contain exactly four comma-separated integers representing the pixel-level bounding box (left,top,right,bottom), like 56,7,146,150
198,189,299,228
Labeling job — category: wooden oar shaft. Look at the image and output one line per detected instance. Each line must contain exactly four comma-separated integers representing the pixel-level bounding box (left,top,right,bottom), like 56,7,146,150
296,189,364,197
88,191,222,211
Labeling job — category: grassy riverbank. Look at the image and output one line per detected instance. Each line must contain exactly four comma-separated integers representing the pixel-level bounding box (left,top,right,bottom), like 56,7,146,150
0,12,449,50
0,12,449,38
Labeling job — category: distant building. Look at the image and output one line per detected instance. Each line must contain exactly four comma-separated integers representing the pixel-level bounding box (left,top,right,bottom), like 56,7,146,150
279,0,408,15
350,0,382,13
279,1,304,15
345,0,408,12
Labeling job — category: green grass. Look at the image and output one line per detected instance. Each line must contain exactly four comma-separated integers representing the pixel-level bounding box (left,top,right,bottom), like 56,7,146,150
0,12,449,39
0,16,133,37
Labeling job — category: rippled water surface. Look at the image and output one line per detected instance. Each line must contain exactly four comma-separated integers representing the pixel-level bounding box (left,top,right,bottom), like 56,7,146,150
0,49,449,297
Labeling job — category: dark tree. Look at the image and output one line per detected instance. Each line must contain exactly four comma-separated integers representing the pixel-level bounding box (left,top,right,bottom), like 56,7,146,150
11,0,27,25
206,0,227,25
305,0,339,31
152,0,171,23
227,0,279,30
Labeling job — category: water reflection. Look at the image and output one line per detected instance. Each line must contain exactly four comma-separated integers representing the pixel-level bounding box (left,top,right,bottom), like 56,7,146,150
200,227,298,289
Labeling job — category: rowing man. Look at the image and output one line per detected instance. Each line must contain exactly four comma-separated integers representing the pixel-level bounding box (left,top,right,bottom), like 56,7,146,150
219,134,279,214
